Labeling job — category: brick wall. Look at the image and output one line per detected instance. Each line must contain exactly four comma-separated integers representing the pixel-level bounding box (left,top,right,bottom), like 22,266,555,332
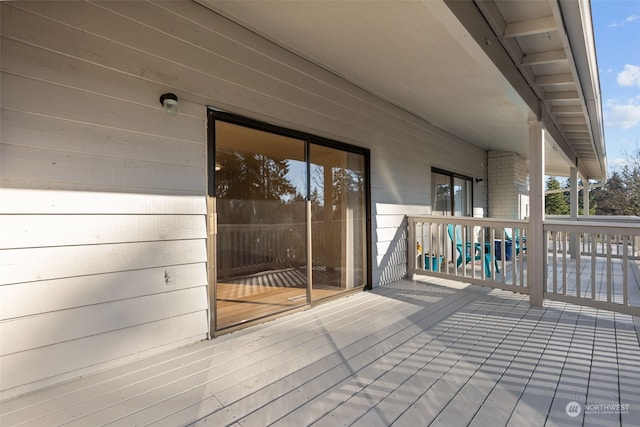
488,151,529,219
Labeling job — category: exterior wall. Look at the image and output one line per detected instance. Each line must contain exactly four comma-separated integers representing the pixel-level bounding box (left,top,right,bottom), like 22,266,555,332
0,1,487,398
488,151,529,219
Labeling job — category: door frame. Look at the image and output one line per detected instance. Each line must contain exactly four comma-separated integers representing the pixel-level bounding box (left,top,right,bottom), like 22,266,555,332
206,108,372,335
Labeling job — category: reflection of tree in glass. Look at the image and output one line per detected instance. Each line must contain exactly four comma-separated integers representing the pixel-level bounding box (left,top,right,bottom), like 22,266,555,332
309,165,364,221
435,183,450,213
331,167,364,219
216,149,299,224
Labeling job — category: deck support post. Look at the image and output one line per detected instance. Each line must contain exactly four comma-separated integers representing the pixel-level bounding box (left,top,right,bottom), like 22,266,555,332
569,167,579,259
528,119,545,306
583,177,590,216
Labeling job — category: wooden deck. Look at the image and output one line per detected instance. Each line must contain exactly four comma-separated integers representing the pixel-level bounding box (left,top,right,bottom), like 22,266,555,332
2,278,639,426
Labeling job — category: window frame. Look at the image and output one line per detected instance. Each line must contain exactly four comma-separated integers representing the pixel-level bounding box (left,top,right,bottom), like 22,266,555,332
431,167,473,217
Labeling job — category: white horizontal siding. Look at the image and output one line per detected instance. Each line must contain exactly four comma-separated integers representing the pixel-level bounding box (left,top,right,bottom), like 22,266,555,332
0,264,207,320
0,188,206,214
1,287,208,356
1,0,490,398
0,191,208,399
1,239,206,285
0,214,206,249
1,311,208,399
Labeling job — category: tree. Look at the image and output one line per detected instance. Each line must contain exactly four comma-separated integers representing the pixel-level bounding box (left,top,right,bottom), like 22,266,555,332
592,146,640,216
619,146,640,215
545,177,569,215
592,172,628,215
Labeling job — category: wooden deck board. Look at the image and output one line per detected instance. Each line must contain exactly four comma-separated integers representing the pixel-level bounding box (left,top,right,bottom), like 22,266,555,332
616,312,640,426
298,292,515,426
1,279,638,427
507,304,580,427
356,294,530,427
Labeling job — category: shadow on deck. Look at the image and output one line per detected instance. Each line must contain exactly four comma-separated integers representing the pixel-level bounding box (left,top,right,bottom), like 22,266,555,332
1,278,639,426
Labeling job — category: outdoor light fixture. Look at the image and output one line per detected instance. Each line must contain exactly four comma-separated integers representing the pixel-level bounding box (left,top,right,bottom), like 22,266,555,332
159,93,178,115
475,178,484,183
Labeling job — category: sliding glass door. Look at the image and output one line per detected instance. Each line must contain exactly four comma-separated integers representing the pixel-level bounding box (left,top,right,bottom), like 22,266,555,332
309,144,367,297
210,111,369,331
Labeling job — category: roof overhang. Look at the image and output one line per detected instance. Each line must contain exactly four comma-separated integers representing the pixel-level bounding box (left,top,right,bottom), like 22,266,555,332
198,0,606,180
459,0,607,180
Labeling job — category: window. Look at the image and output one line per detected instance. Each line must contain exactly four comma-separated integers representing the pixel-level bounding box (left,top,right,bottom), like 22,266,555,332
431,168,472,216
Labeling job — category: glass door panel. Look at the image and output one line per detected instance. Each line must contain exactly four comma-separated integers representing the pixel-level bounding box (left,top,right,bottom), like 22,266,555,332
309,144,367,300
214,121,307,329
432,172,451,216
454,177,471,217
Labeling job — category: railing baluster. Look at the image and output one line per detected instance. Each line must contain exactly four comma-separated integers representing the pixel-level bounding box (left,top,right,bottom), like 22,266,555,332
562,231,567,296
462,225,468,278
519,228,525,288
512,228,518,287
607,234,612,303
623,234,629,306
409,219,416,272
590,232,596,301
500,228,506,284
576,232,581,298
552,230,558,294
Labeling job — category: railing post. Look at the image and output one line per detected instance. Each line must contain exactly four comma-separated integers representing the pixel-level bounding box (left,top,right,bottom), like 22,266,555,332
528,119,545,306
583,178,590,217
569,167,579,259
408,216,416,278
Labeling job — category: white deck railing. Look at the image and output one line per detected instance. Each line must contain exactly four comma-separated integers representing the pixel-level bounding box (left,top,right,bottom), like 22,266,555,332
547,215,640,258
408,216,529,294
543,220,640,315
407,215,640,316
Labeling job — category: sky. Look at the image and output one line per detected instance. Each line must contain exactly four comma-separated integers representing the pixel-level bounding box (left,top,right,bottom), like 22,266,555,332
591,0,640,174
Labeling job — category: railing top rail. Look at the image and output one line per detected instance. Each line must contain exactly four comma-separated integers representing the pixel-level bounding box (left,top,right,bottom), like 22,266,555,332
408,216,528,227
544,219,640,235
547,215,640,223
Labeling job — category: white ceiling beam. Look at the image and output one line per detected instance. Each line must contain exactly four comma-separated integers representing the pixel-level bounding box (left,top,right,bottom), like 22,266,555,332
566,132,591,139
562,124,589,132
551,105,584,115
558,117,588,124
535,73,574,85
503,16,557,38
544,90,580,100
522,49,567,65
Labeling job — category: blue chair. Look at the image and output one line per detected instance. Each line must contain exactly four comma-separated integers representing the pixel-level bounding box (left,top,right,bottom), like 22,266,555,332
504,228,527,255
447,224,499,277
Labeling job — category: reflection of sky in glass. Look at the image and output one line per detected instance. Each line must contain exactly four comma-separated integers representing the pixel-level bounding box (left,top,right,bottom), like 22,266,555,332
285,159,308,200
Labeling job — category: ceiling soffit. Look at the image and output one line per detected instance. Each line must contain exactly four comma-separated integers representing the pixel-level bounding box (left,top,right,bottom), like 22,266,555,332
200,0,605,180
467,0,605,180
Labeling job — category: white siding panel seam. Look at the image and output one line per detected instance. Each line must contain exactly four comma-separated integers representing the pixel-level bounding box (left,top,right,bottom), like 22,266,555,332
0,68,205,122
4,1,456,149
3,3,391,142
1,110,206,166
0,287,208,355
2,73,204,142
0,189,206,214
0,259,207,288
0,214,206,249
148,1,445,138
0,240,207,286
0,264,208,320
0,312,209,396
